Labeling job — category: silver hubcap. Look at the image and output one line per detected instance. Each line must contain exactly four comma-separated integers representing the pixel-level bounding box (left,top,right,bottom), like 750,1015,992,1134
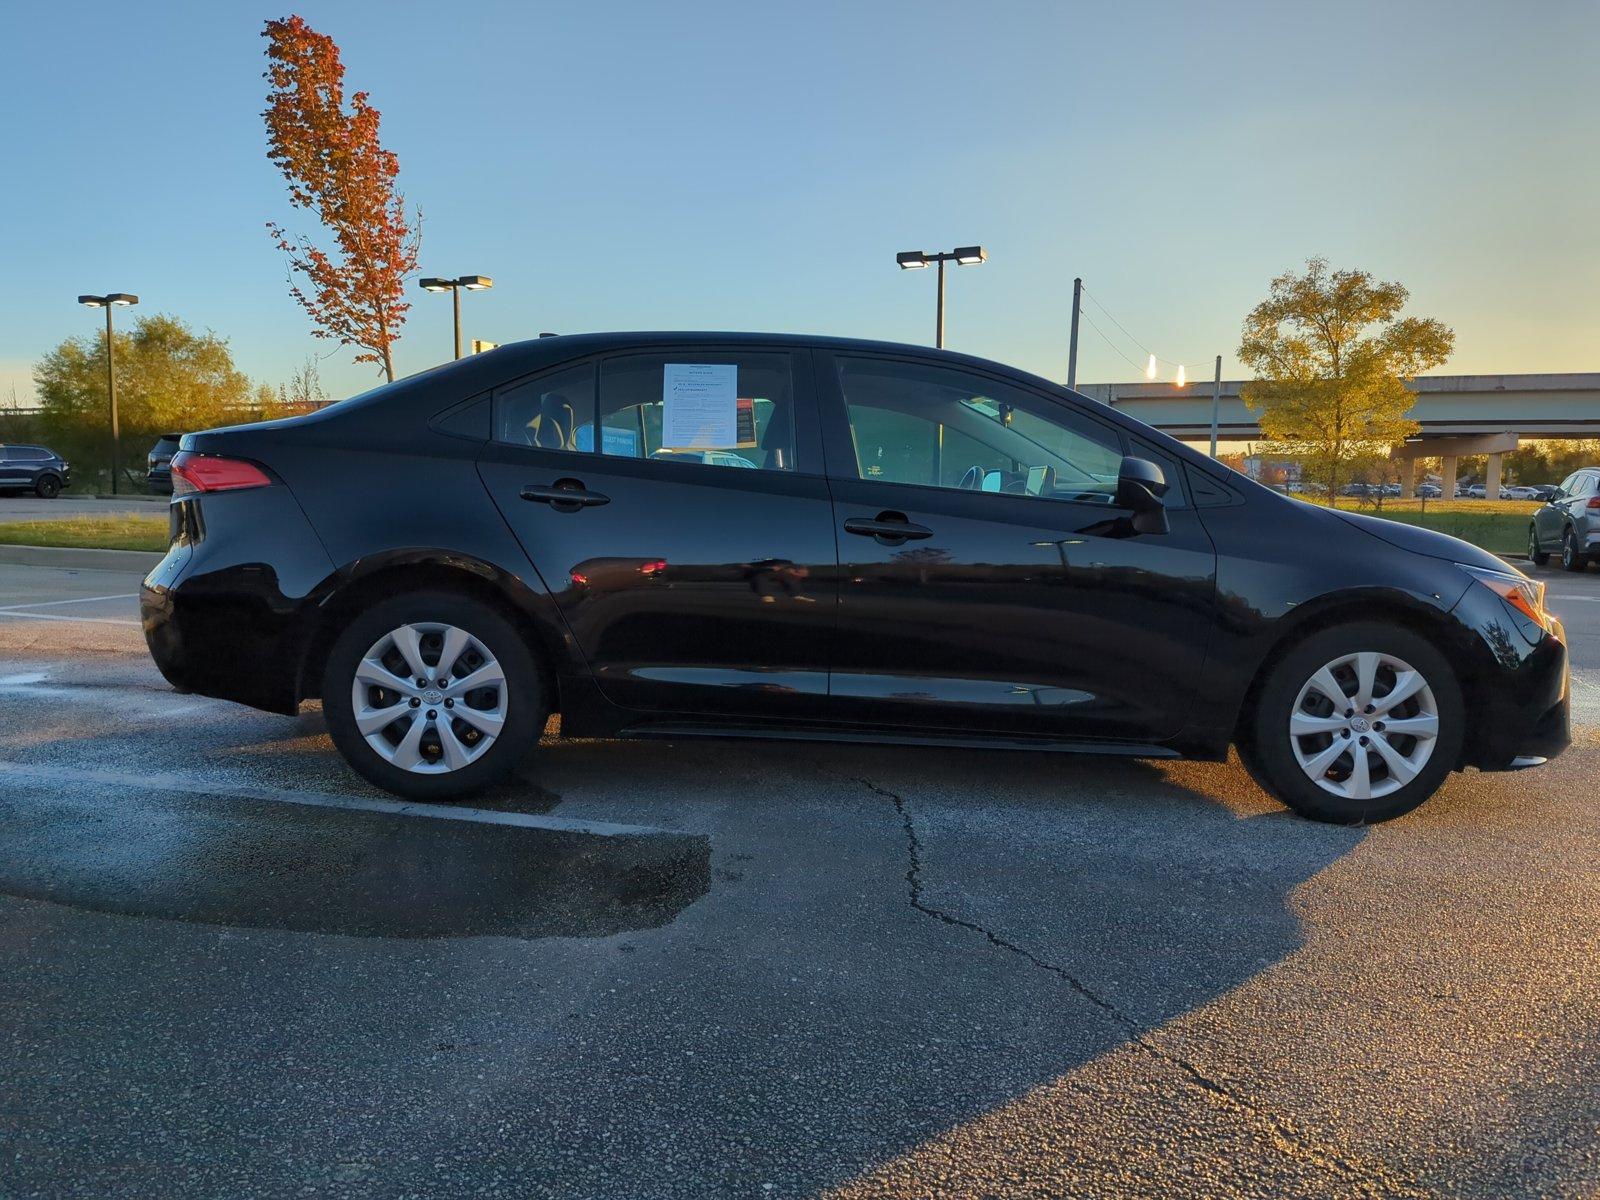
350,622,507,774
1289,651,1439,801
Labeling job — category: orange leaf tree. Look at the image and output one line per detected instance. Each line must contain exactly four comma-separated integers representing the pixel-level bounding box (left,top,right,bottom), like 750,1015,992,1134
262,15,419,381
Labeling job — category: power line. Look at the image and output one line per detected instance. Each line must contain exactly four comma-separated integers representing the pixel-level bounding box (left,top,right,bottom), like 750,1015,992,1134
1079,285,1211,370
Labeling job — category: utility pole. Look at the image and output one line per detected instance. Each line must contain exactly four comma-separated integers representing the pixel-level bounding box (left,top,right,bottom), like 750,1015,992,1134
1209,354,1222,458
1066,277,1082,390
935,256,946,349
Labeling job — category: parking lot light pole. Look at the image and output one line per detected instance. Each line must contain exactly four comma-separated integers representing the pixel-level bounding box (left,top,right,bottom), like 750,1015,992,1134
77,293,139,495
896,247,986,349
418,275,493,360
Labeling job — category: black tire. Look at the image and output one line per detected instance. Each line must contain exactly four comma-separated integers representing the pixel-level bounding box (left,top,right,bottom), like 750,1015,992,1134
1561,527,1588,572
1243,621,1465,824
1527,525,1550,565
34,474,60,499
322,589,547,801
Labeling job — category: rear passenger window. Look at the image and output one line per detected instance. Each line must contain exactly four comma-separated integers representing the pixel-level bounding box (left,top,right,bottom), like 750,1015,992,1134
494,362,596,450
597,352,798,472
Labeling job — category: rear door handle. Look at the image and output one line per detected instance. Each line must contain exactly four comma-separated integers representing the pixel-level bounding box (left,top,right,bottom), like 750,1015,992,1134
521,480,611,511
843,515,933,542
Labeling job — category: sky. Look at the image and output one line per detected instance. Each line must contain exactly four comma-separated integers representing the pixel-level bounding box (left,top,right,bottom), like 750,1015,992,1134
2,0,1596,406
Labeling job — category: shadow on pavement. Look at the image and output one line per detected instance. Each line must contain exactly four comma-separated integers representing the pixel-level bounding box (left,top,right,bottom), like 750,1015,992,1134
0,784,709,939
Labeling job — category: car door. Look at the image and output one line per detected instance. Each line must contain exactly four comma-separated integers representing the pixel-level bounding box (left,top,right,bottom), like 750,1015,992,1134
0,448,18,488
1538,473,1580,544
476,344,838,719
815,350,1218,744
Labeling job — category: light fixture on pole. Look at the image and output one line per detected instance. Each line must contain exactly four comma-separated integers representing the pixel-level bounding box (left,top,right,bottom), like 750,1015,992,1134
1144,354,1157,380
418,274,493,360
77,292,139,495
895,246,986,349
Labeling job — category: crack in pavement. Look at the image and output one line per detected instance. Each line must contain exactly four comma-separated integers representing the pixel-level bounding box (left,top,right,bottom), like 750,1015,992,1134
855,774,1428,1197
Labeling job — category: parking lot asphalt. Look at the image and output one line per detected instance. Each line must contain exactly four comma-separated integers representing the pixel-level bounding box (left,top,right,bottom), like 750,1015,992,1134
0,493,165,522
1,561,1597,1198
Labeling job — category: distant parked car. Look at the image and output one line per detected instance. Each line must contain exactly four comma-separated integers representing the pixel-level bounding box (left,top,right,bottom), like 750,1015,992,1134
0,444,70,498
147,433,183,494
1381,483,1401,496
1416,483,1442,499
1529,467,1600,571
1528,484,1561,502
1502,485,1540,501
1341,482,1374,497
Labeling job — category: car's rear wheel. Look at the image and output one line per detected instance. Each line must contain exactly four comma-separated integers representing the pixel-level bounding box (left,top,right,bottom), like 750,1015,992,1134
322,590,546,800
1562,527,1588,572
34,474,60,499
1244,622,1464,824
1528,524,1549,565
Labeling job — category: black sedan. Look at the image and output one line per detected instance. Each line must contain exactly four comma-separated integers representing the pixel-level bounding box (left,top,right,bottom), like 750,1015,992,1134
140,333,1570,823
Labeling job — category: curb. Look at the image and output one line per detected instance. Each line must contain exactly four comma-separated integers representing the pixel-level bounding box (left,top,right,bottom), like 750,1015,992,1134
91,493,168,503
0,544,165,572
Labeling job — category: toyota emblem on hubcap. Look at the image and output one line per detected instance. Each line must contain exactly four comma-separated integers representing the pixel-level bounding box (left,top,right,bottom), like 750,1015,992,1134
422,687,443,705
1350,715,1370,733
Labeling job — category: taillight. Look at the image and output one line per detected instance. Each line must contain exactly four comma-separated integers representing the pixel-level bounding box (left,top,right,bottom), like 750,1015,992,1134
1587,497,1600,511
170,451,271,497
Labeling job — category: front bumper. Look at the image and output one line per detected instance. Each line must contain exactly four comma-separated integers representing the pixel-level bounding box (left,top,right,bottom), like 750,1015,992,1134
1454,586,1572,771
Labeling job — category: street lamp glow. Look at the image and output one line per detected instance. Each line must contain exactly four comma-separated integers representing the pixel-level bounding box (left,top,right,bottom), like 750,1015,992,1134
76,291,139,495
1175,364,1187,388
1145,354,1157,380
894,245,987,348
418,274,494,359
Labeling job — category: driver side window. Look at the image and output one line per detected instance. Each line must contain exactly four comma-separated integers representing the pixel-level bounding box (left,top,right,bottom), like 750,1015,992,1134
835,357,1125,505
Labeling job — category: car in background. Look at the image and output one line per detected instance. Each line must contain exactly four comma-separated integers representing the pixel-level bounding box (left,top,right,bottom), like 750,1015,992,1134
1502,485,1540,501
1527,484,1561,502
1529,467,1600,571
0,444,70,498
1461,484,1487,499
1416,483,1443,499
140,331,1570,827
147,433,182,494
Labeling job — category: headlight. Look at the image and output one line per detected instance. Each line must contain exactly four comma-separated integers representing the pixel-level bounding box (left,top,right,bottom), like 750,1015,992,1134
1458,563,1550,631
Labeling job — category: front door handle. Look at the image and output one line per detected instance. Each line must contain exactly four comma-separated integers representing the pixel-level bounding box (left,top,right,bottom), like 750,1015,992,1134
521,480,611,512
843,514,933,543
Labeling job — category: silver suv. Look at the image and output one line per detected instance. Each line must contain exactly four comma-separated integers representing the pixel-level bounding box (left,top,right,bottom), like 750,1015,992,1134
1530,468,1600,571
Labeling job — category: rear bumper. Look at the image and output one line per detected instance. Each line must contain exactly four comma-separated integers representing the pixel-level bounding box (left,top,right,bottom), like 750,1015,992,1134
141,487,335,715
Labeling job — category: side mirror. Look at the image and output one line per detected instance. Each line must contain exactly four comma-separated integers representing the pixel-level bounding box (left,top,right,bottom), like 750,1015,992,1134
1115,456,1169,535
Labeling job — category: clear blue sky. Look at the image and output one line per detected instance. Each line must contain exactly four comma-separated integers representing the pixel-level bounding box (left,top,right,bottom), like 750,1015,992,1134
2,0,1595,405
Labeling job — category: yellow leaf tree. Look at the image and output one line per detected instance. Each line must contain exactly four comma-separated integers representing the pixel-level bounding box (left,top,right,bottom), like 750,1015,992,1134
1239,258,1454,498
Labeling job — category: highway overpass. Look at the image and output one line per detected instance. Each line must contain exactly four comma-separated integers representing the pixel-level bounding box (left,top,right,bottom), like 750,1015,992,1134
1078,372,1600,442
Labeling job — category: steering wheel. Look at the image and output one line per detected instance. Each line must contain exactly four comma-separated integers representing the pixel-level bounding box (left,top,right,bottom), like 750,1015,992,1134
957,464,986,491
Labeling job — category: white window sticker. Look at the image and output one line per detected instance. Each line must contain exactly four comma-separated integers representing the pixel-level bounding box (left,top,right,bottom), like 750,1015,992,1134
661,363,738,449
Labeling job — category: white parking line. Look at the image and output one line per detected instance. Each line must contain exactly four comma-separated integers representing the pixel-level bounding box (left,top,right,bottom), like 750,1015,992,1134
0,760,679,839
1549,594,1600,603
0,592,139,612
0,611,141,626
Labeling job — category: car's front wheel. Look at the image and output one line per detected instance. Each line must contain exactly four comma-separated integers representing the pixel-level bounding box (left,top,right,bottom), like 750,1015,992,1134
1528,524,1550,565
322,590,547,800
1244,622,1464,824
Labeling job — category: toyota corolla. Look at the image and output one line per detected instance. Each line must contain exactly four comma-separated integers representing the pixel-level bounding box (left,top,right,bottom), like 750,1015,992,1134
140,333,1570,823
